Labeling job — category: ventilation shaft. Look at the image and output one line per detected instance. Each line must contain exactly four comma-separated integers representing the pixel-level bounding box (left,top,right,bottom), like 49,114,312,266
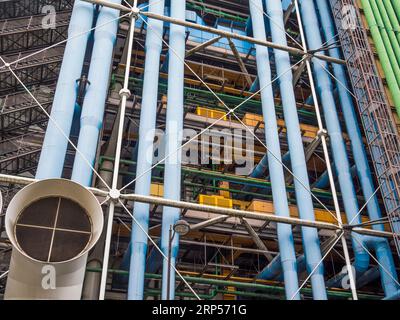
4,179,103,299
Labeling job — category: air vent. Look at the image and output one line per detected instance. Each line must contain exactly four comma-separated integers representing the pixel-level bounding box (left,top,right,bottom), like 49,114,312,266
15,197,92,263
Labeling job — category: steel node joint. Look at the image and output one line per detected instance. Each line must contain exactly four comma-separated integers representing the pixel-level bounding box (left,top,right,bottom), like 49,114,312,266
317,128,328,139
131,6,140,19
303,52,313,62
119,88,131,98
108,189,120,202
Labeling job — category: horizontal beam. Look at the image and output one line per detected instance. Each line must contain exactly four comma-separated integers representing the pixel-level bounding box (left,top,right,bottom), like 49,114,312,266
0,173,394,239
185,36,223,57
141,11,345,65
82,0,345,65
121,192,340,230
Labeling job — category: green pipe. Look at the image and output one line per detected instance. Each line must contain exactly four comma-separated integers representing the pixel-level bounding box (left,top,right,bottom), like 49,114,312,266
145,288,217,299
369,0,400,86
113,75,317,123
361,0,400,112
144,289,281,300
383,0,400,44
217,290,281,300
98,156,334,199
86,268,382,300
391,0,400,22
374,0,400,65
145,288,280,300
99,166,272,199
186,2,246,23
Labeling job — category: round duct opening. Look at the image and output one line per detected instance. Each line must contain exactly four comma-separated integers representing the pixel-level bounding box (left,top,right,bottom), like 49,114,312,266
15,196,92,263
5,179,103,264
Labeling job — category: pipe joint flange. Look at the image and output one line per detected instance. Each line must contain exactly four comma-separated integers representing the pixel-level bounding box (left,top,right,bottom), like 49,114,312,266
109,189,120,202
119,88,131,98
130,6,140,18
317,128,328,139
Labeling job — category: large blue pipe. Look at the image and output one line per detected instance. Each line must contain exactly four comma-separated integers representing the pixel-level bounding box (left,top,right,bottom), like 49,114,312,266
257,0,327,300
71,1,121,186
313,164,357,190
127,0,165,300
250,151,291,179
298,0,370,278
249,0,300,300
36,0,95,179
241,151,290,198
315,0,399,296
160,0,186,300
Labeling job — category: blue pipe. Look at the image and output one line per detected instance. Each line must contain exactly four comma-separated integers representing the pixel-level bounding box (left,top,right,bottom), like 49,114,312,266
256,0,327,300
315,0,399,297
355,266,380,289
71,1,121,186
249,77,259,93
160,0,186,300
305,94,314,106
36,0,95,179
250,153,268,178
299,0,370,278
127,0,165,300
313,169,330,190
313,164,357,190
247,151,290,181
258,254,306,282
249,0,300,300
383,289,400,300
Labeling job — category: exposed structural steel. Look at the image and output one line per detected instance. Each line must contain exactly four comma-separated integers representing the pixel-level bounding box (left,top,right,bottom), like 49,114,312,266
256,0,326,300
249,0,300,300
316,0,399,296
128,0,165,300
160,0,186,300
0,173,395,238
5,0,122,299
83,0,344,65
331,0,400,265
3,0,400,301
35,0,94,179
300,0,399,298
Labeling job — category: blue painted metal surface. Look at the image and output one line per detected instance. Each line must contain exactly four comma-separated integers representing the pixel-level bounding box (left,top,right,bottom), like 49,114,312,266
249,0,300,300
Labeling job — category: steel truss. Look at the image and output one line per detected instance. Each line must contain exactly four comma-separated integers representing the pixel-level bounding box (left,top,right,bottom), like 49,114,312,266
1,88,54,135
330,0,400,257
0,12,70,55
0,47,64,95
0,0,73,20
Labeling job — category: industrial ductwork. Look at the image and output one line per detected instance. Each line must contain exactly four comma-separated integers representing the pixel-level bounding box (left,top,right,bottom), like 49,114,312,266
4,179,103,300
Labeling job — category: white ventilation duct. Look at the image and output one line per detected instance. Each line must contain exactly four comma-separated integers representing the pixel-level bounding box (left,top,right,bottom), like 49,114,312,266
4,179,103,300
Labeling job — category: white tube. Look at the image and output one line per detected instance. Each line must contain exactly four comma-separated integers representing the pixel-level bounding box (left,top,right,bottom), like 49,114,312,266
4,179,103,300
